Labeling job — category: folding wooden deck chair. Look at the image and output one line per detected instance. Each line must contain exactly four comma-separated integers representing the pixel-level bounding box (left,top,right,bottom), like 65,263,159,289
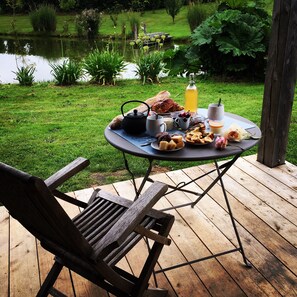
0,157,174,297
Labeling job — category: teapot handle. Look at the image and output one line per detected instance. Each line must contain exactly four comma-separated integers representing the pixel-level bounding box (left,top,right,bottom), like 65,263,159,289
121,100,150,117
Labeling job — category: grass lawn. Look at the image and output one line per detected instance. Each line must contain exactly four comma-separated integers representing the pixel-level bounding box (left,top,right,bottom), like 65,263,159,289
0,3,229,40
1,77,296,192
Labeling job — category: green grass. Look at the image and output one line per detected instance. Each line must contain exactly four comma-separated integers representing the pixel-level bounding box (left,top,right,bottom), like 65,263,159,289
0,5,215,39
1,77,296,192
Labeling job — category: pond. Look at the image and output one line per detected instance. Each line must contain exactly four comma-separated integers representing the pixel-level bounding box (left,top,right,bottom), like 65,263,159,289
0,36,164,84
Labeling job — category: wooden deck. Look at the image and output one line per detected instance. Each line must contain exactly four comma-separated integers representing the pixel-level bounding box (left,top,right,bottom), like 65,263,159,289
1,154,297,297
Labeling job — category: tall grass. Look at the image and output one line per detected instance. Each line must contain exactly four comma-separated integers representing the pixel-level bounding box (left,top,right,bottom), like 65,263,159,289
29,4,57,32
187,3,210,32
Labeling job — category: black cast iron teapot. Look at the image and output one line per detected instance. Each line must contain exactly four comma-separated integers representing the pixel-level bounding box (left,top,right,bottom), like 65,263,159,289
121,100,150,135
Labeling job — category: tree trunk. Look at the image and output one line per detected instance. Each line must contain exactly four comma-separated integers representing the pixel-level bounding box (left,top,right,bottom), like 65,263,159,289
257,0,297,167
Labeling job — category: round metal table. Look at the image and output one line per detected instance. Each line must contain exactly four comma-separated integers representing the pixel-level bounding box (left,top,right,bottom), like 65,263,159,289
104,111,261,162
104,111,261,271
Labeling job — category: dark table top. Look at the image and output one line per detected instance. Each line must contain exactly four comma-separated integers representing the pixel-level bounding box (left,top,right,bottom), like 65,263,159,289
104,111,261,162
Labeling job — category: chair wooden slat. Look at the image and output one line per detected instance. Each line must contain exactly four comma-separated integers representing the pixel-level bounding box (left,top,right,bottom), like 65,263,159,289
92,182,169,259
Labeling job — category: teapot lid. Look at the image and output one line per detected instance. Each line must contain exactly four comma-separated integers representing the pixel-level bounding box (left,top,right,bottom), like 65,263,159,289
126,109,145,119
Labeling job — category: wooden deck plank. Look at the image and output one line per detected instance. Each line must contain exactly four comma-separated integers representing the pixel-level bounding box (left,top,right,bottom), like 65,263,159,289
149,172,247,297
234,157,297,207
162,169,283,297
188,164,297,296
0,207,9,297
230,162,297,227
9,217,40,296
1,155,297,297
244,154,297,181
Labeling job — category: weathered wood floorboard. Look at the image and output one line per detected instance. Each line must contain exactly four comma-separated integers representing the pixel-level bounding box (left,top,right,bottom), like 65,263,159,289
0,155,296,296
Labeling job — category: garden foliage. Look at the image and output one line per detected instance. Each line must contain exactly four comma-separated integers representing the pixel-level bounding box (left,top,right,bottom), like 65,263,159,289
50,59,82,85
75,9,101,39
130,33,167,84
13,65,35,86
186,1,271,79
83,48,126,85
135,51,165,84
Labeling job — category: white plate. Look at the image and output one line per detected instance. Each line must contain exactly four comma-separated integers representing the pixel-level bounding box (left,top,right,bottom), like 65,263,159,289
185,139,214,146
151,141,184,152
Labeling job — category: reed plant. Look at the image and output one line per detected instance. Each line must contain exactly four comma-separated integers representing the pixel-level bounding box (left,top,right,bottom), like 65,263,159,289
50,59,83,85
134,50,165,84
83,48,125,85
12,65,35,86
29,4,57,32
128,13,140,39
131,33,167,84
187,3,210,32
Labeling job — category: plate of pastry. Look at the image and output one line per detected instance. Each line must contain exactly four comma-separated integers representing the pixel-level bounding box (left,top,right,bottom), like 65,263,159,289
184,124,214,145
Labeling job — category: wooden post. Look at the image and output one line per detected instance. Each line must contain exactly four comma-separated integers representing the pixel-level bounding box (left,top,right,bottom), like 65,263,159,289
257,0,297,167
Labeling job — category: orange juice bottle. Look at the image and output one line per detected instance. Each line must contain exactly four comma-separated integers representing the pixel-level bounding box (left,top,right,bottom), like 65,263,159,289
184,73,198,115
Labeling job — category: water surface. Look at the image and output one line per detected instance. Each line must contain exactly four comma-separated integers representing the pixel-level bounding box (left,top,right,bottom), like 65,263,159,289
0,36,142,83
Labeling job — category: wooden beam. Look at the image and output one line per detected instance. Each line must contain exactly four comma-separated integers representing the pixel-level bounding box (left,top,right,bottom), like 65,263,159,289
257,0,297,167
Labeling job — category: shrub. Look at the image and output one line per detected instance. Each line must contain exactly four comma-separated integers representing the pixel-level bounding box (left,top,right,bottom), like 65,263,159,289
134,50,165,84
13,65,35,86
83,48,126,85
50,59,83,85
75,9,101,39
187,3,271,79
187,3,210,32
29,4,57,32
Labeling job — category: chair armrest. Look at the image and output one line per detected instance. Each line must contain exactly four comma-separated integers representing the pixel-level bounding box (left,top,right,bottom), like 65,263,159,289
45,157,90,190
134,225,171,246
92,181,168,260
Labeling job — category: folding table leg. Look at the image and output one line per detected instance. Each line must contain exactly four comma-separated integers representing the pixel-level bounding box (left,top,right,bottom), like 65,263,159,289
214,160,252,268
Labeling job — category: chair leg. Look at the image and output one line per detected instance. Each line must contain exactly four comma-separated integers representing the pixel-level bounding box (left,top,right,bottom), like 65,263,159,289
37,261,63,297
143,288,168,297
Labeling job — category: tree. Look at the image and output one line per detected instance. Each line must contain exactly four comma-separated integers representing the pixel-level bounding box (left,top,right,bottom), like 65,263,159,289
6,0,23,15
164,0,184,23
59,0,76,11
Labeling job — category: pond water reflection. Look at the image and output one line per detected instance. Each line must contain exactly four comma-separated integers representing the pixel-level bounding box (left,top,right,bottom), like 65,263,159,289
0,36,147,83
